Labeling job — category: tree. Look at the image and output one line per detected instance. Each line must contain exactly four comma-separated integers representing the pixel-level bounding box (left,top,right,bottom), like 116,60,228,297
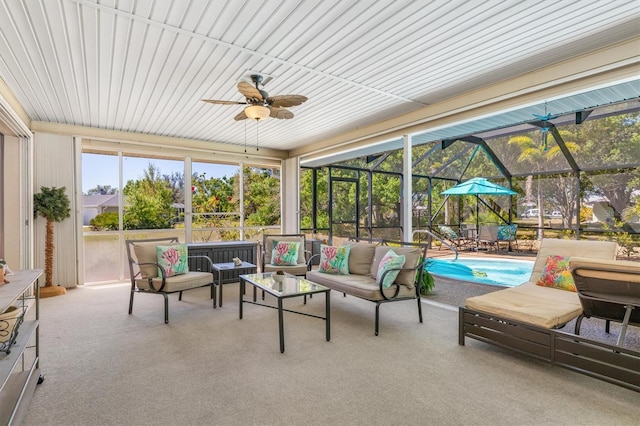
34,186,71,297
85,185,117,195
244,167,281,226
123,164,174,229
508,130,579,238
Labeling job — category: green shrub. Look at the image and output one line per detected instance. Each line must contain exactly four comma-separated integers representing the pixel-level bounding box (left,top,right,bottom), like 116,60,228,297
90,212,119,231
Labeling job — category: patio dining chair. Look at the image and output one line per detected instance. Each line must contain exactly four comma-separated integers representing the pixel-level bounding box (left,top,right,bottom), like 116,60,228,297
477,225,499,252
497,224,518,252
437,225,470,251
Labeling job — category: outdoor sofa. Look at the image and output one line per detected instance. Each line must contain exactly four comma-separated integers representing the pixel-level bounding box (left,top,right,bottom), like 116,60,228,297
306,239,427,335
459,238,640,392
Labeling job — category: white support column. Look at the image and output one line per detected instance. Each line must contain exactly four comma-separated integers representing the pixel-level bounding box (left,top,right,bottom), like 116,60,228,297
184,156,192,242
281,157,300,234
403,134,412,242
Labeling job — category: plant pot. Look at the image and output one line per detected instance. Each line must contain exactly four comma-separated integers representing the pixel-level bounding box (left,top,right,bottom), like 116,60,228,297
272,273,285,284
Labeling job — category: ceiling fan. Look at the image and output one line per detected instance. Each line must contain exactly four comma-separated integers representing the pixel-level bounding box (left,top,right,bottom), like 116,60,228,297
201,74,307,121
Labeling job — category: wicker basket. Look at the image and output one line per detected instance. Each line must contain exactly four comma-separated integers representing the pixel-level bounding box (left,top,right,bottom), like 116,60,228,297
0,306,22,344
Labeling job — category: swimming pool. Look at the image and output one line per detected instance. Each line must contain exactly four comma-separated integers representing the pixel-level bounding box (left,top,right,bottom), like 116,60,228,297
426,257,533,287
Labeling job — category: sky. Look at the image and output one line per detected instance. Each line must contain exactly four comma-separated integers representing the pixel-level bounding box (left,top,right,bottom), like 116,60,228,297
82,153,239,193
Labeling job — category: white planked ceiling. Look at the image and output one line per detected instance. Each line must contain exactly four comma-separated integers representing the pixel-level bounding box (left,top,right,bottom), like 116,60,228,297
0,0,638,152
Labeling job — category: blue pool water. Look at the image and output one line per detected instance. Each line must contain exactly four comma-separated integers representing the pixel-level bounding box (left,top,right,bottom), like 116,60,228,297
427,258,533,287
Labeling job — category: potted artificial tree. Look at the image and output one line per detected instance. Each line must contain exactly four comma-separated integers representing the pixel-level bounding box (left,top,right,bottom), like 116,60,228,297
34,186,71,298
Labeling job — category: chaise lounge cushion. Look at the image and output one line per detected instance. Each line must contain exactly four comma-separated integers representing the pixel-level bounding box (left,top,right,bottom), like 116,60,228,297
464,239,617,328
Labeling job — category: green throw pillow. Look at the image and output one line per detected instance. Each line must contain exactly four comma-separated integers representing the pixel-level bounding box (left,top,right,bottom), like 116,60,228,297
271,241,301,266
156,244,189,277
376,249,406,288
318,244,351,275
536,255,575,292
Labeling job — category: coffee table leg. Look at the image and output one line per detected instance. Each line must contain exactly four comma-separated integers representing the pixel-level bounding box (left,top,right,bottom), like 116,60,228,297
326,290,331,342
239,278,244,319
278,298,285,353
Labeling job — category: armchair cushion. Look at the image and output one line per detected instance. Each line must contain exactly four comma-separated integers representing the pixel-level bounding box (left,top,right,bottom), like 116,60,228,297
264,236,306,265
271,241,301,266
157,244,189,277
132,241,160,279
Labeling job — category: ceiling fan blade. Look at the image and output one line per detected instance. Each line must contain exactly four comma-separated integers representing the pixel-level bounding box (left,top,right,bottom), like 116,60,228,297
237,81,263,100
269,107,294,119
269,95,307,108
233,110,248,121
201,99,247,105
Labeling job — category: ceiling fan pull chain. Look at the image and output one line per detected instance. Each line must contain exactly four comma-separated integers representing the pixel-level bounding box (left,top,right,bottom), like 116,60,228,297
256,121,259,151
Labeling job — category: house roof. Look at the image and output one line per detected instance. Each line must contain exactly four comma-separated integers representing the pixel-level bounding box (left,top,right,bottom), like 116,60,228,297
83,194,119,208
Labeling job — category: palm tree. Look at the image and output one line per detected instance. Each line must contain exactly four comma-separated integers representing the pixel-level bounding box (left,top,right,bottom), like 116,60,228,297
509,131,579,238
34,186,70,298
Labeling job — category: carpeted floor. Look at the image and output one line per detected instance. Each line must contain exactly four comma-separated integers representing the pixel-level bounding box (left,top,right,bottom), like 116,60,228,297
22,280,640,426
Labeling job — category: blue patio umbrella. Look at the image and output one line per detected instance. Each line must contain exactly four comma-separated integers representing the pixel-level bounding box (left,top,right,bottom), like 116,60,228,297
441,177,516,234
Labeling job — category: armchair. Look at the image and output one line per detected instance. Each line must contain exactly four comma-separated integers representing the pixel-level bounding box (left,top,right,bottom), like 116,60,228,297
126,237,216,324
261,234,308,276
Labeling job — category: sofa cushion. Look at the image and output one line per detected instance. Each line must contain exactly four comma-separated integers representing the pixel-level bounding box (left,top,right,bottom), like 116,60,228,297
307,270,415,302
343,243,376,275
271,241,301,266
376,250,405,288
157,243,189,277
536,255,575,292
369,246,421,288
318,244,350,274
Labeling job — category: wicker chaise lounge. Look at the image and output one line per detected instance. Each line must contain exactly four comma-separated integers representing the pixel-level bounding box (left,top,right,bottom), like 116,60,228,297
459,238,640,392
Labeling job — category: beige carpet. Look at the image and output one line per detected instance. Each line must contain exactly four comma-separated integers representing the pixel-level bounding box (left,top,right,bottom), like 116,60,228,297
24,281,640,426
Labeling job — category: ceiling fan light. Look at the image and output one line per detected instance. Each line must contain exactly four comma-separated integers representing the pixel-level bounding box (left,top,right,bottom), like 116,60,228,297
245,105,270,121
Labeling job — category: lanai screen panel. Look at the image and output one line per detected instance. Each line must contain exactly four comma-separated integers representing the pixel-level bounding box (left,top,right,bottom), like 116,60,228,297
568,102,640,171
484,126,574,176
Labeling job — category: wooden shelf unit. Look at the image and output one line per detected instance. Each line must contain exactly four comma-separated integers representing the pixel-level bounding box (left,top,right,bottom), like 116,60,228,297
0,269,42,426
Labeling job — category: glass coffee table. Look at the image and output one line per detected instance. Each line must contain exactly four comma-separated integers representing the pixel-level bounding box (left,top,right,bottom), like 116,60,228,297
239,273,330,353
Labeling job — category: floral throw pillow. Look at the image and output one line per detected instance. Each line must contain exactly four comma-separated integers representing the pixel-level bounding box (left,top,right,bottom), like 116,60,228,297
536,255,576,292
318,244,351,275
497,224,517,241
271,241,301,266
438,225,458,240
156,244,189,277
376,250,406,288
